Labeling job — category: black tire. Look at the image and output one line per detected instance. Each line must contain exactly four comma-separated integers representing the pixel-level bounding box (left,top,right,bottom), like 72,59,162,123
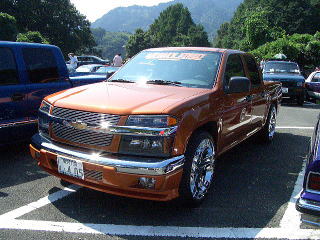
258,104,277,143
297,95,304,106
178,131,216,207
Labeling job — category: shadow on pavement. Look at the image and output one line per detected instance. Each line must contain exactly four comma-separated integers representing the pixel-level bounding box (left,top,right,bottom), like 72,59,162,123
0,143,48,191
24,131,310,229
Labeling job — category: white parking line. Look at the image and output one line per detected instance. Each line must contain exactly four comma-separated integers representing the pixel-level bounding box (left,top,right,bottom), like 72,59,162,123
280,162,306,228
276,126,314,130
0,220,320,239
0,184,80,220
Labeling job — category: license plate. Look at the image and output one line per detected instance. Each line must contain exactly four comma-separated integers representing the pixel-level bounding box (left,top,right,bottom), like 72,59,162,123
57,156,84,180
282,87,288,93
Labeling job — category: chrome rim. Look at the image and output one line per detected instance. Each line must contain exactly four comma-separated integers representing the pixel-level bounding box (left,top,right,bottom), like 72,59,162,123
268,107,276,138
190,138,215,200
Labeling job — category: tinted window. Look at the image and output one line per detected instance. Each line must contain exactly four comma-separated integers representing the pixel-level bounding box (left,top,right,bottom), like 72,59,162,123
109,51,222,89
224,54,245,88
312,73,320,82
23,48,59,83
0,47,19,86
264,62,300,74
244,55,261,87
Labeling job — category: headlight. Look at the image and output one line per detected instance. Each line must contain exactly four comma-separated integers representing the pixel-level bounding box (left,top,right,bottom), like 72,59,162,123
39,100,52,114
297,82,304,87
126,115,177,127
119,115,178,157
38,101,52,137
119,135,174,157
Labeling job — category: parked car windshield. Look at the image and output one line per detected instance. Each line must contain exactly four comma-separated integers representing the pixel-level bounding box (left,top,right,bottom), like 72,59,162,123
264,62,300,74
108,50,222,89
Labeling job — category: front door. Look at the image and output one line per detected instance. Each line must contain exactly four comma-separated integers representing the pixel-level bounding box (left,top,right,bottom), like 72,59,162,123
0,47,30,144
221,54,252,150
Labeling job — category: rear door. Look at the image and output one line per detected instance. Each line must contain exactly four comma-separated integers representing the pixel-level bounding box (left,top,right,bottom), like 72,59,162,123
221,54,252,148
0,47,30,143
22,47,71,121
243,54,267,131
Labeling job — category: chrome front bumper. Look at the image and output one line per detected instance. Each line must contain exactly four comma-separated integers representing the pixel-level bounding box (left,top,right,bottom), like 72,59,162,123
31,134,185,176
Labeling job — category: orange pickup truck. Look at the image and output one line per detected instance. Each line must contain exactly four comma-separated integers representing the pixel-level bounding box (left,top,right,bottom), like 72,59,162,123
30,47,282,206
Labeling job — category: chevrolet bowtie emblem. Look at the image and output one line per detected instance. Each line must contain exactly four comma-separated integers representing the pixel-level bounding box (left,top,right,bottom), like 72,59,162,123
67,120,88,130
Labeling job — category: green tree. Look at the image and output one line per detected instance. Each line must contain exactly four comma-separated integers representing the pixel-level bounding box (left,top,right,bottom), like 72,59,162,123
1,0,95,55
126,29,153,57
0,13,18,41
215,0,320,51
251,32,320,69
16,31,49,44
126,3,210,56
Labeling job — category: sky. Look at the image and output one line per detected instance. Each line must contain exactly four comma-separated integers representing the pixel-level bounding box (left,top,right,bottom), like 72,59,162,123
70,0,173,22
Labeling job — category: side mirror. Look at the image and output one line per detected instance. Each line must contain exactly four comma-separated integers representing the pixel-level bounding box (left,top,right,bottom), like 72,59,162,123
228,76,250,93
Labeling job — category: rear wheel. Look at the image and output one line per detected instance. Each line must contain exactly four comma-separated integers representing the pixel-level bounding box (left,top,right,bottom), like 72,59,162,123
258,105,277,143
179,131,216,207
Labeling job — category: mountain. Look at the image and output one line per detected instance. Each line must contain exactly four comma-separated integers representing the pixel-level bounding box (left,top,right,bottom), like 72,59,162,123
91,0,243,39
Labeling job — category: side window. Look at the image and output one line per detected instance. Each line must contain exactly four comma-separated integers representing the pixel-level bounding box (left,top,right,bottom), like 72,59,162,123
224,54,245,89
244,55,261,87
312,73,320,82
22,48,59,84
0,47,19,86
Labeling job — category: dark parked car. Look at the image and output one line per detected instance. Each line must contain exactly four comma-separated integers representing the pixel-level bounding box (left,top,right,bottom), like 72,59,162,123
296,113,320,226
0,41,110,145
263,60,305,105
305,71,320,102
75,55,109,66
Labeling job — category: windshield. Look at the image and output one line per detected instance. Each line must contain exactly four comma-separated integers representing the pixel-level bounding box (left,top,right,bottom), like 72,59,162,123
76,65,92,72
263,62,300,74
96,66,119,73
108,51,222,89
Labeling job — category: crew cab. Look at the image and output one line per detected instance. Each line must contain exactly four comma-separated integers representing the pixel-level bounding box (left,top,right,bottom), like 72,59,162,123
0,41,111,145
263,60,305,105
30,47,282,206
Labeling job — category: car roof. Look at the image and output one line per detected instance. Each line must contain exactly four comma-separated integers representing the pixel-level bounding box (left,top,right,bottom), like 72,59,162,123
0,41,57,49
143,47,242,53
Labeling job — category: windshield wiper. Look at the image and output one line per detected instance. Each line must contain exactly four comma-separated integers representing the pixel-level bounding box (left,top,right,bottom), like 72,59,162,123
146,79,182,86
108,79,134,83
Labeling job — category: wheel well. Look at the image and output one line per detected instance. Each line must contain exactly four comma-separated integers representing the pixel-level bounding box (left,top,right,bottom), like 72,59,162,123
191,121,218,144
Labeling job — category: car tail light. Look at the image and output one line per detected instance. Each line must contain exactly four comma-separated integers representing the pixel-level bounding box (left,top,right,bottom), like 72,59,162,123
307,172,320,191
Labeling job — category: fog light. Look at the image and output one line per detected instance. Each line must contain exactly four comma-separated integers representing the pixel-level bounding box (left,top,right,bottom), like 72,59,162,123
138,177,156,189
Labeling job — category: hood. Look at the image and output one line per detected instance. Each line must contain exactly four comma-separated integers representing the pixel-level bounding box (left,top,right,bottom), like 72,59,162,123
263,73,305,82
46,82,210,115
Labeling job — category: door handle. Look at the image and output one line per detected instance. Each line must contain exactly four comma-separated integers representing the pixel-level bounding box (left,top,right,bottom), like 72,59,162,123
11,93,25,101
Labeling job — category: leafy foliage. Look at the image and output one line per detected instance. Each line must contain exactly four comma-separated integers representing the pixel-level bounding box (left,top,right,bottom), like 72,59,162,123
126,4,210,57
16,31,49,44
0,0,95,55
0,13,18,41
214,0,320,51
92,0,243,40
91,28,131,60
251,32,320,68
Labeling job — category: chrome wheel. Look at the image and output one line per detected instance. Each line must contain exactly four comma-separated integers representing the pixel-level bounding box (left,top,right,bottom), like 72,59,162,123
189,138,215,200
268,107,276,139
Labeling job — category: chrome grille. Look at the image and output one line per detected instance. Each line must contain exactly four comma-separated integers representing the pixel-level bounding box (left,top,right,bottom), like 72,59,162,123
85,169,103,181
52,107,120,125
51,107,120,147
52,123,113,147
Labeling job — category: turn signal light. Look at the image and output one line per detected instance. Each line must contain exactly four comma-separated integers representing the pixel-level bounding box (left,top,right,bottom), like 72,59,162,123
308,173,320,191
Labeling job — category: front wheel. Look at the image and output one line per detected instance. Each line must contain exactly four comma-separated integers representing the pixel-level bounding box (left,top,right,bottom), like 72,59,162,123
178,131,216,207
297,95,304,106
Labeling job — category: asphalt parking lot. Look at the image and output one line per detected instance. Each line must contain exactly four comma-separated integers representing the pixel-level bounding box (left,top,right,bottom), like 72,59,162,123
1,102,320,240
